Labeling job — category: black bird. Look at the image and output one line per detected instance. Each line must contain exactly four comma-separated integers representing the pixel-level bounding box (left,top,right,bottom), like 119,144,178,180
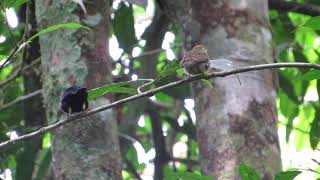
60,86,89,115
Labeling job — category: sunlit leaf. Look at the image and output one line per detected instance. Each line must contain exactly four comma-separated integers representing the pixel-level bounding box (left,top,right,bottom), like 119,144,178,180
310,108,320,150
0,55,8,61
275,170,301,180
239,163,260,180
29,23,90,41
4,0,28,8
298,70,320,81
300,16,320,30
42,132,51,149
279,88,299,141
295,103,315,150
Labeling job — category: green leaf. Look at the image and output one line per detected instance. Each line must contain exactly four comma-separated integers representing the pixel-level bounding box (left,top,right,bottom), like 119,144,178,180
275,170,301,180
4,0,28,8
112,3,137,53
0,55,8,61
298,70,320,81
310,108,320,150
164,166,175,180
87,79,150,100
164,166,214,180
239,163,260,180
16,143,37,180
42,132,51,148
157,61,182,80
34,149,52,180
278,88,299,141
300,16,320,30
29,23,90,41
201,79,213,88
295,103,315,150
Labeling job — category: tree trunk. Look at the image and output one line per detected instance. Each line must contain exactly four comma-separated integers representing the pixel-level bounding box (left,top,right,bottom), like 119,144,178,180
35,0,122,179
23,0,46,149
159,0,281,179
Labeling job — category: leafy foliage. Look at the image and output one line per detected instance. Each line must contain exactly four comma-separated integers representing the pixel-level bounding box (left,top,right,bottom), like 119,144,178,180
1,0,320,180
112,3,137,53
164,166,214,180
239,163,260,180
300,16,320,30
3,0,28,8
88,79,151,100
156,60,182,80
275,170,301,180
298,70,320,81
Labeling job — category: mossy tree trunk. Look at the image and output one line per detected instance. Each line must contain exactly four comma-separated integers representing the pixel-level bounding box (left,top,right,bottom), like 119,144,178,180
35,0,122,179
159,0,281,179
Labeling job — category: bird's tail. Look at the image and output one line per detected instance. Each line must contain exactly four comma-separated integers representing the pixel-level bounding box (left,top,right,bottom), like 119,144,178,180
209,59,235,71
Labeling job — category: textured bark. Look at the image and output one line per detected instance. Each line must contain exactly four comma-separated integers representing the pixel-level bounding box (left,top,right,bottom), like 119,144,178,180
158,0,281,179
23,0,46,145
35,0,122,179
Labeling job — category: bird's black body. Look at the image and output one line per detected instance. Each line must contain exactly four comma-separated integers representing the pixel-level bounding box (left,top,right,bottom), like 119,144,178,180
60,86,89,114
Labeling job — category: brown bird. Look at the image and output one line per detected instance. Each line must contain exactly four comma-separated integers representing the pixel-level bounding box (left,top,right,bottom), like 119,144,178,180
180,45,209,75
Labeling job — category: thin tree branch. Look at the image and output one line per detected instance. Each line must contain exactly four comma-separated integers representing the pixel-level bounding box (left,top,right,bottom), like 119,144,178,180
0,58,41,88
125,159,143,180
0,89,42,112
0,62,320,149
0,2,25,72
269,0,320,16
170,157,199,166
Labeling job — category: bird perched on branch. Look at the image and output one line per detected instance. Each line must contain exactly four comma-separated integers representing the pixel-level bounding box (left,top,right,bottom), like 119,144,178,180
180,44,209,75
180,44,241,84
60,86,89,115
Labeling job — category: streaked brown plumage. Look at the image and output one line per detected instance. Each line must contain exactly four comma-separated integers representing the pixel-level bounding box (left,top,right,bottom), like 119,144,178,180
180,45,209,75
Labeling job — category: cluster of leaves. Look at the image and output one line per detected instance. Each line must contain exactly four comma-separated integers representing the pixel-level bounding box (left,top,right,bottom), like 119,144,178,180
271,2,320,151
270,0,320,177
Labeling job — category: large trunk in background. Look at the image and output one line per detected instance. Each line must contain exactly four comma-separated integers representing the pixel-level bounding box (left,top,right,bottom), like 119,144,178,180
23,0,46,149
159,0,281,179
35,0,122,179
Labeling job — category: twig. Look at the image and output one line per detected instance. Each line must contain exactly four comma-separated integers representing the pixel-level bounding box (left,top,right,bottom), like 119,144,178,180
269,0,320,16
170,157,199,166
0,58,41,88
125,159,143,180
0,62,320,149
137,79,155,94
0,89,42,112
126,44,182,61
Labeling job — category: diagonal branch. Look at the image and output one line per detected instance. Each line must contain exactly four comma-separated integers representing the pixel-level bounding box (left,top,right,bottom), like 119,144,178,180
0,62,320,149
0,89,42,112
0,58,41,89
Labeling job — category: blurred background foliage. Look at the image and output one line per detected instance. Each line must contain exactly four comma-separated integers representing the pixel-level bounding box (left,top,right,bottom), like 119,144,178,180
0,0,320,179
